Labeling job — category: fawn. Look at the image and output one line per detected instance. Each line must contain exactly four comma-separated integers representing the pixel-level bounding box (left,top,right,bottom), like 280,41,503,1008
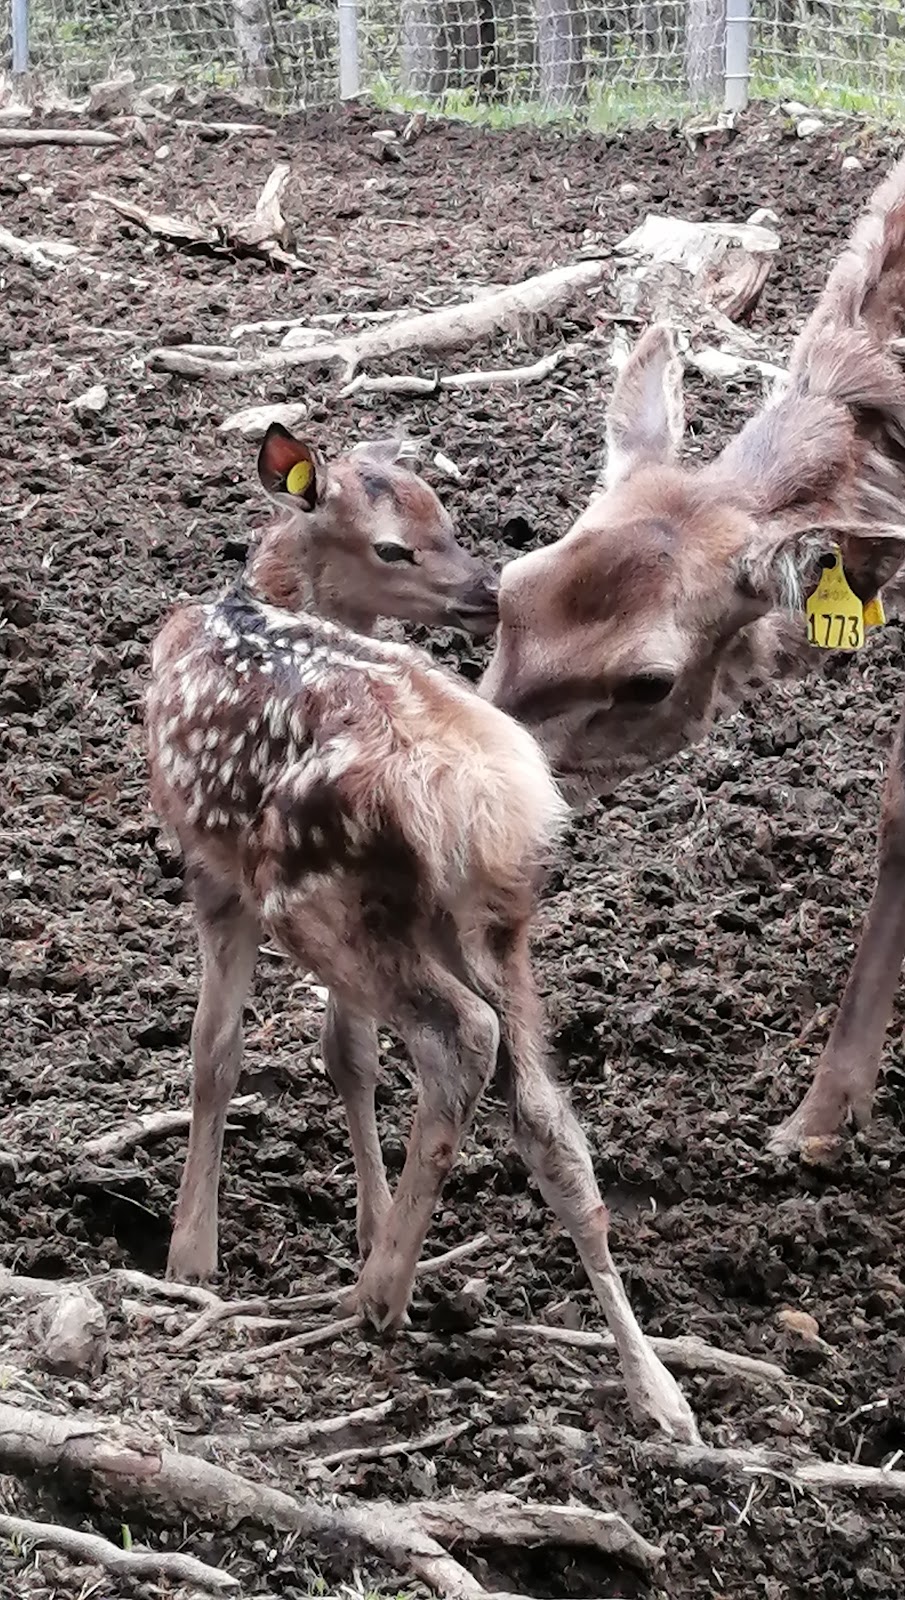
147,427,698,1442
482,157,905,1156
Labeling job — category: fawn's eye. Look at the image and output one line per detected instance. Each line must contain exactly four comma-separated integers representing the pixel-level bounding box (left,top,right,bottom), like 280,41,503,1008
373,542,415,564
612,672,675,706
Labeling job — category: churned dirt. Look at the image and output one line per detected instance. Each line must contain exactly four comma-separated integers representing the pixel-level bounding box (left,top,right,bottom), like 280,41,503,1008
1,97,904,1600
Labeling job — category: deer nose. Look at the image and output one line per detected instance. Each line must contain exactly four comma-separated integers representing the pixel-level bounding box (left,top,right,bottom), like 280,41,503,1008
450,575,500,637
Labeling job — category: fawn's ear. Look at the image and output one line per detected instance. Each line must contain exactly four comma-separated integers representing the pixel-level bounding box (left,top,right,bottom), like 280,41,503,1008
257,425,323,512
604,324,685,491
349,437,421,470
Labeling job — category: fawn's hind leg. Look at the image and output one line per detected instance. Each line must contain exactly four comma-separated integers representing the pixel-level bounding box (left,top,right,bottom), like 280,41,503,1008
351,964,499,1331
167,871,259,1284
321,998,392,1260
489,925,699,1444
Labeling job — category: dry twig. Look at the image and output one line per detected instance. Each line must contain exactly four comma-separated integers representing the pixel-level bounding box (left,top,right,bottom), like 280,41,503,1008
92,167,311,272
0,1510,237,1593
84,1093,265,1160
0,127,121,147
338,346,575,401
187,1398,398,1458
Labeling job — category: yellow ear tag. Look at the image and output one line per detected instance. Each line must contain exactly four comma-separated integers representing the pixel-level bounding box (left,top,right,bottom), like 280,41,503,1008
286,460,313,496
863,594,886,629
805,548,864,651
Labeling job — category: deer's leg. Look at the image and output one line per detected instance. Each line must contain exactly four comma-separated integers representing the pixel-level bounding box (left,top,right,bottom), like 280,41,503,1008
770,719,905,1155
492,927,699,1444
167,874,259,1284
321,998,391,1261
350,968,499,1332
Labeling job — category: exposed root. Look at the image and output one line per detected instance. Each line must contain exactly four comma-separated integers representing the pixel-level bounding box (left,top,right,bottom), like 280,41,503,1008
186,1398,398,1458
0,1510,238,1593
641,1439,905,1502
148,260,608,381
0,1403,664,1599
469,1322,789,1389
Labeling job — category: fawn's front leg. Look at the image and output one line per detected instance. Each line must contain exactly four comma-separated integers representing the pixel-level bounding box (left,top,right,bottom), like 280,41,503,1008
167,875,259,1284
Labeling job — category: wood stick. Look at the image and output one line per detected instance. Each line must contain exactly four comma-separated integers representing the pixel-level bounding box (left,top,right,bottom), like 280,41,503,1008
149,260,609,381
0,1404,663,1596
0,1511,238,1592
0,128,122,147
311,1420,472,1473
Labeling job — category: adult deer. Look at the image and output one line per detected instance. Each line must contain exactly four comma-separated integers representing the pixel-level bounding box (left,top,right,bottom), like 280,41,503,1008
482,157,905,1156
147,428,698,1442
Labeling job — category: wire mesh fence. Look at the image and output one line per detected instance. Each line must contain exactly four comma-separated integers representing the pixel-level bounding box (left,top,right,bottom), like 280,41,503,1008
5,0,905,122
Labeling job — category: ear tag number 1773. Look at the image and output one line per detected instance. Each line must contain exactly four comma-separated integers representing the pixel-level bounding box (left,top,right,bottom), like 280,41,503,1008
805,548,868,651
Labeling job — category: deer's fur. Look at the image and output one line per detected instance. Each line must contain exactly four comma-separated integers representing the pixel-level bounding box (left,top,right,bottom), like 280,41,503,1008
147,431,699,1443
482,156,905,1153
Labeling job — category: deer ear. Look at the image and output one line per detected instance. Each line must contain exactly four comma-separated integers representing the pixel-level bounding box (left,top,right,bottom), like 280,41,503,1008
736,520,905,612
257,425,322,512
604,324,685,490
349,438,421,470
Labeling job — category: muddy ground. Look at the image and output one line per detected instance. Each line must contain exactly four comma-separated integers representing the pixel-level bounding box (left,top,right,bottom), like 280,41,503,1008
1,97,905,1600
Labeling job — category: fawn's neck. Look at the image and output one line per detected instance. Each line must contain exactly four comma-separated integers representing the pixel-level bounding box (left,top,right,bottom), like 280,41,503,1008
245,523,376,636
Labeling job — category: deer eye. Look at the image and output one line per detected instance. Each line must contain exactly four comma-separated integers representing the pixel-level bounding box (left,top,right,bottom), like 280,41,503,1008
373,542,415,564
613,672,675,706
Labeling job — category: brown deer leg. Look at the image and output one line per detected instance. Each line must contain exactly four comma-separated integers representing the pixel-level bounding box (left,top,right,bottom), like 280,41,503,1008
167,876,259,1284
770,723,905,1155
321,998,392,1260
493,929,699,1443
350,970,499,1332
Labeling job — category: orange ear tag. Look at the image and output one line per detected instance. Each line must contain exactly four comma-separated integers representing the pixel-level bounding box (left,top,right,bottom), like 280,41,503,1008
286,461,313,496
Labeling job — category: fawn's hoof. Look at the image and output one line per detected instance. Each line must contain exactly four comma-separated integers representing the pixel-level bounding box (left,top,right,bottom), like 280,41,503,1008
348,1256,413,1333
166,1235,217,1286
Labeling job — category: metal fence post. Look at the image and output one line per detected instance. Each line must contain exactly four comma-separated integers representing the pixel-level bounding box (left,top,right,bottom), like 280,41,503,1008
724,0,750,111
338,0,361,98
12,0,30,73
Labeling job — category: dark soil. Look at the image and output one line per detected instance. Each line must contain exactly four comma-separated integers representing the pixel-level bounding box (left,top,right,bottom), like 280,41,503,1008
2,98,905,1600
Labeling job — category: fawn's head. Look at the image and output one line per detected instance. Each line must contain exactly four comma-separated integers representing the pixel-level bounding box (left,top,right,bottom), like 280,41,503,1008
250,424,499,636
482,324,905,797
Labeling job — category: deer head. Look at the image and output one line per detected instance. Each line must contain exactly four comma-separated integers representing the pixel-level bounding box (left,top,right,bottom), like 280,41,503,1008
480,323,905,797
249,425,498,636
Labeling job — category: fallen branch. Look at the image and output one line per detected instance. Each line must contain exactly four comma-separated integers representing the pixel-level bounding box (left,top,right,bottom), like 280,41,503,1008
0,127,122,147
338,346,574,402
92,166,312,273
0,1510,237,1593
641,1440,905,1503
0,1403,663,1599
149,259,609,381
469,1323,788,1388
310,1419,472,1475
83,1093,265,1160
